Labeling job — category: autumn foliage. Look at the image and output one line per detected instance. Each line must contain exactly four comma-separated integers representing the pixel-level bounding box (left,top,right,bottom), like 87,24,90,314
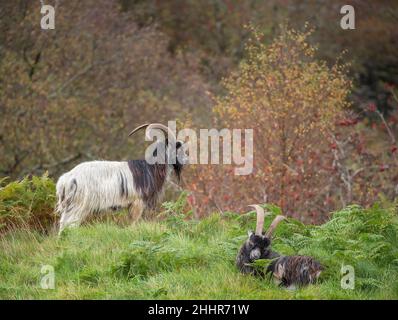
1,1,398,223
0,0,211,178
185,27,397,222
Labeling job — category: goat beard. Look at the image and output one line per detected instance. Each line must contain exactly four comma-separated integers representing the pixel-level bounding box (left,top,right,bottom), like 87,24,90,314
173,162,183,182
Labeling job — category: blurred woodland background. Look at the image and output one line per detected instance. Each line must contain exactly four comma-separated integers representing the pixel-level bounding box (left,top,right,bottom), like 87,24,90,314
1,0,398,223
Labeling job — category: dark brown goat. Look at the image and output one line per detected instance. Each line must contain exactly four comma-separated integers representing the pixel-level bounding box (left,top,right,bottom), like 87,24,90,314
236,205,323,289
236,205,285,275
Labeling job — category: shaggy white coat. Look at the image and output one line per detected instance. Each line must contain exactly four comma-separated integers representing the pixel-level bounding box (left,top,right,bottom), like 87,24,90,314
56,161,148,233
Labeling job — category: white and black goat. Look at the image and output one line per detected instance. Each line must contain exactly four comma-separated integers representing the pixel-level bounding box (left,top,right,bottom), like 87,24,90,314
55,123,186,234
236,205,285,276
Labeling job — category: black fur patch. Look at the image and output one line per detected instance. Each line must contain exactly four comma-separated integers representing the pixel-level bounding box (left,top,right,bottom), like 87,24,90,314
119,172,128,198
60,187,65,202
127,160,168,210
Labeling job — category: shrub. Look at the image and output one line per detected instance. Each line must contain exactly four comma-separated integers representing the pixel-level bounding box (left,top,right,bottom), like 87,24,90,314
185,25,352,221
273,204,398,291
0,174,56,233
112,233,222,279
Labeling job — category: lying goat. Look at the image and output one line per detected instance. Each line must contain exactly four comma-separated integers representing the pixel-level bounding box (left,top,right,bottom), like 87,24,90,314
236,205,285,275
236,205,323,288
56,123,186,234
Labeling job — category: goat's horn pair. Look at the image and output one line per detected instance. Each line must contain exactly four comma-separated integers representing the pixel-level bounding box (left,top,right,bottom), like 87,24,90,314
129,123,176,141
249,204,285,237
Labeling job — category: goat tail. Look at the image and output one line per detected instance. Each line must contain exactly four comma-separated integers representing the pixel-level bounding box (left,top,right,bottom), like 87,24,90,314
55,175,78,215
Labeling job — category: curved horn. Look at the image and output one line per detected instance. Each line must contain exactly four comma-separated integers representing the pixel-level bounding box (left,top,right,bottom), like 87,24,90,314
249,204,267,235
129,123,150,137
129,123,176,141
265,215,286,238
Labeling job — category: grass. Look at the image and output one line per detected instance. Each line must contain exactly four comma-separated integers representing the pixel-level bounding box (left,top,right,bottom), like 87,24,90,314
0,200,397,300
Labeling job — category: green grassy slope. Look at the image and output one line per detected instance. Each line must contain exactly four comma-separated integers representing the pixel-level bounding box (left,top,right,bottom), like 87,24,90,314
1,203,397,300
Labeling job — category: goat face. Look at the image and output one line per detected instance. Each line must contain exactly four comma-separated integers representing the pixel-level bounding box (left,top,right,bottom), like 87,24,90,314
175,140,188,164
247,231,271,260
236,231,274,275
151,139,186,181
169,140,186,181
170,140,189,165
175,141,187,179
131,123,188,168
236,205,285,275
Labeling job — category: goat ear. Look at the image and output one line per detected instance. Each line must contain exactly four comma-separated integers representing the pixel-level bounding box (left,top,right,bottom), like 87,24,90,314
247,230,254,237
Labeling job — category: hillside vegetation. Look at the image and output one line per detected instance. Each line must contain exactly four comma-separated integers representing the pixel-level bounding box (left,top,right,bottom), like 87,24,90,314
0,177,397,299
2,1,398,222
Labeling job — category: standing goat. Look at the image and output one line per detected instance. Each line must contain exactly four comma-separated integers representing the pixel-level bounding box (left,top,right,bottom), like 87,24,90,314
236,205,285,275
55,123,186,234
